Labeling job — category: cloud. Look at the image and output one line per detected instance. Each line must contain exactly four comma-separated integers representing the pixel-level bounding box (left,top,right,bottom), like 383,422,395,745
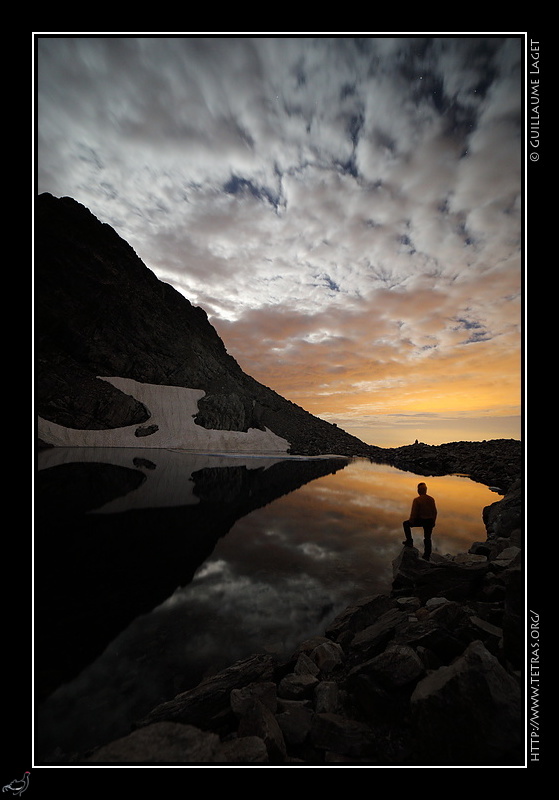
36,35,523,445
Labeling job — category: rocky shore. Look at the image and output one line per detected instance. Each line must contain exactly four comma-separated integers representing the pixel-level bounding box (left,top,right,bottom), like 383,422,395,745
60,465,523,767
368,438,522,495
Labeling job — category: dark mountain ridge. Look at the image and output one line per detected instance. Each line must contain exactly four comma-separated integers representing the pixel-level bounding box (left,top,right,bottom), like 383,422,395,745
35,192,376,457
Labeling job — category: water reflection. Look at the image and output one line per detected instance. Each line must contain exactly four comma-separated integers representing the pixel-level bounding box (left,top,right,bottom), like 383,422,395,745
34,448,495,761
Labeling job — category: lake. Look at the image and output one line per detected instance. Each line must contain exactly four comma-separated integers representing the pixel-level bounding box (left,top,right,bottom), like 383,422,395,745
34,447,498,762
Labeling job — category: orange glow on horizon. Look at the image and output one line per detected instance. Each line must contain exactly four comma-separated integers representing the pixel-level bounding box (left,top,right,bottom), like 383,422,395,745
212,281,522,448
250,342,521,423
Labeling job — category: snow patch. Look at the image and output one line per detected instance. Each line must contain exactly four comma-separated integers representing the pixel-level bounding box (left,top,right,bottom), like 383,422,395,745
37,376,291,453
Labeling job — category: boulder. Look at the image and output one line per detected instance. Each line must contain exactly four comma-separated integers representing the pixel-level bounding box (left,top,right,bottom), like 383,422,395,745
325,594,397,647
237,699,287,762
392,547,490,602
217,736,269,764
293,652,320,677
314,681,346,714
393,619,467,664
277,673,320,701
409,640,523,765
139,653,277,731
309,641,345,675
275,702,314,746
230,681,278,717
82,722,222,764
348,608,406,662
309,713,376,760
491,546,522,570
359,645,425,690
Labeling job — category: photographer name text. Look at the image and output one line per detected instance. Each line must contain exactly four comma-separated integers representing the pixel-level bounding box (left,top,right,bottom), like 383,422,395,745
529,39,540,158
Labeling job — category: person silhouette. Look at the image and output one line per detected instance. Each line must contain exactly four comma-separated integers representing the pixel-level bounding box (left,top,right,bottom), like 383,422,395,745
402,482,437,560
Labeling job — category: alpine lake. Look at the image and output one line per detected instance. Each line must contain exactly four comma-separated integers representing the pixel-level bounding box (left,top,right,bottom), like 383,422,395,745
34,446,499,762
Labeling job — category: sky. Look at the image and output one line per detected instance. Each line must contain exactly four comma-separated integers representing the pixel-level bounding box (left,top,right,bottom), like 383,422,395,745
35,35,524,448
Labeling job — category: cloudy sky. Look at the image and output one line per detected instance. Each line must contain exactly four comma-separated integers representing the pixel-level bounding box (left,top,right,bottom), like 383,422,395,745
35,35,524,447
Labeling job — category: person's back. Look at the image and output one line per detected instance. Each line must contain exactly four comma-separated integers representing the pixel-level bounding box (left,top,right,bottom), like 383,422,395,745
411,490,437,521
402,482,437,559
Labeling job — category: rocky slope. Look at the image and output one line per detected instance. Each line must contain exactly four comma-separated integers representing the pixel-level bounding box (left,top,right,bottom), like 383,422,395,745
35,192,374,457
48,477,523,767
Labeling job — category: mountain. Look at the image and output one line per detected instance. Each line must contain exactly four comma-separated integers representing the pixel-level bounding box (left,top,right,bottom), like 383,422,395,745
35,193,378,457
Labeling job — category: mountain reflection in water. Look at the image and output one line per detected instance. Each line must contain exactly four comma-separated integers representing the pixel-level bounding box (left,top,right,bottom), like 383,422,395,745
34,447,495,761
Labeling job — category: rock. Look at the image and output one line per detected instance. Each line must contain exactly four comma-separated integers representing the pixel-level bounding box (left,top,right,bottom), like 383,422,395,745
325,594,397,647
477,571,507,602
469,615,503,636
217,736,269,764
469,541,494,558
230,682,278,717
275,702,314,746
237,700,287,762
469,616,503,656
427,600,470,629
452,553,487,565
139,653,277,731
82,722,222,764
491,546,522,570
344,668,396,718
195,392,257,432
409,640,523,765
134,424,159,437
424,597,448,610
309,713,376,760
309,641,345,675
277,673,319,701
483,480,522,538
314,681,345,714
392,546,490,603
292,635,333,656
394,596,421,612
349,608,406,662
415,645,443,672
361,645,425,689
394,619,467,664
293,652,320,677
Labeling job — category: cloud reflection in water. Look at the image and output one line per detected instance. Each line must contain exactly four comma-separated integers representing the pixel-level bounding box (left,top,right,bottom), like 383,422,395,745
36,453,495,760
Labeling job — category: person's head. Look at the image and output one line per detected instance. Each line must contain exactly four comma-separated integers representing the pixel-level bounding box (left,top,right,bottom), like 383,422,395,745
417,482,427,495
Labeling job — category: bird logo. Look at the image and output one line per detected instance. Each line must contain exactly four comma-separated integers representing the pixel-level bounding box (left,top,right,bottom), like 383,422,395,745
2,773,30,796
